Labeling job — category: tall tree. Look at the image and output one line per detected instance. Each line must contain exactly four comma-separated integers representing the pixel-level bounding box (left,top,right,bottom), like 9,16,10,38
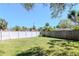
0,18,8,30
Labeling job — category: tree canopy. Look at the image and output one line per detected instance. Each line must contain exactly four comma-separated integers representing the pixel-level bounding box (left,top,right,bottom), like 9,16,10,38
22,3,77,18
0,18,8,30
12,26,28,31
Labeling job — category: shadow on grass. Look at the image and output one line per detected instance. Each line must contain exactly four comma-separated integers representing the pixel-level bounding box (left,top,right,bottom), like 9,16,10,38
47,37,79,48
46,39,79,56
47,39,64,48
16,47,48,56
0,50,5,55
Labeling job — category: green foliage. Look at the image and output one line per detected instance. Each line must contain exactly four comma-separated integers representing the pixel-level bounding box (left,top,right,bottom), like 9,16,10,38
17,47,48,56
45,23,49,27
47,27,54,31
42,23,54,31
38,27,43,31
0,18,8,30
21,26,27,31
56,19,72,28
22,3,34,11
12,26,21,31
72,25,79,30
38,23,51,31
32,25,36,30
23,3,77,18
68,10,79,25
12,26,28,31
29,28,32,31
29,25,36,31
43,26,54,31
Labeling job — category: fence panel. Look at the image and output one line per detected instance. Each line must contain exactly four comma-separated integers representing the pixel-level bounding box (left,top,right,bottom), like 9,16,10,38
41,30,79,40
0,31,40,40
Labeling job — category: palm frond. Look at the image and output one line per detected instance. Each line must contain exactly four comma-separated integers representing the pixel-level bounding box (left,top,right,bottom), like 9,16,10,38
22,3,35,11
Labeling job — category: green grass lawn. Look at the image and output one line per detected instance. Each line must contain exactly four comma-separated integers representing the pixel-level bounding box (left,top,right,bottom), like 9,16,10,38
0,37,79,56
0,37,53,56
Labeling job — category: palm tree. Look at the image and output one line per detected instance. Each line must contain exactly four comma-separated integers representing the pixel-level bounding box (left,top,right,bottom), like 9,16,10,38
22,3,77,18
68,10,79,25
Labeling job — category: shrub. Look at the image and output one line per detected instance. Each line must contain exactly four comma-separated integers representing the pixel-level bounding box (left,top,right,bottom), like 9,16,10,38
43,27,55,32
72,25,79,30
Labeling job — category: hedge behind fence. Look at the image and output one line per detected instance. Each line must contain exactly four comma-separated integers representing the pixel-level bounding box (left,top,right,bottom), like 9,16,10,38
41,30,79,40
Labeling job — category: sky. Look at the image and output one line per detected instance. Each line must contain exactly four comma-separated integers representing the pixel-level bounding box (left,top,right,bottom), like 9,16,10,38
0,3,79,29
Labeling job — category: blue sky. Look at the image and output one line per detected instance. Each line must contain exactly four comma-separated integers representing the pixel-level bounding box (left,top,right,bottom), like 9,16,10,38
0,3,79,29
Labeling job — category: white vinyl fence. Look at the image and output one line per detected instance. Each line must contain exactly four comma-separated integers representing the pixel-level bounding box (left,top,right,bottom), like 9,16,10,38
0,31,40,40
